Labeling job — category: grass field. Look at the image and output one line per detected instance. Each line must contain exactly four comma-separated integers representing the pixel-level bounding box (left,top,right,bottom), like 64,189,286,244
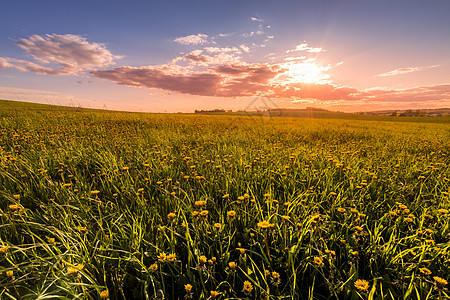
0,100,449,299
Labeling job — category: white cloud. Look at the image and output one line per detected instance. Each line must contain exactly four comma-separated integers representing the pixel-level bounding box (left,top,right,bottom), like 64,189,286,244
174,34,209,45
287,42,325,53
251,17,263,22
204,47,241,54
239,45,250,53
1,34,121,75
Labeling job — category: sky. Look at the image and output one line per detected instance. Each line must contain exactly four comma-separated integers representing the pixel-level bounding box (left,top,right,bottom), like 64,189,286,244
1,0,450,113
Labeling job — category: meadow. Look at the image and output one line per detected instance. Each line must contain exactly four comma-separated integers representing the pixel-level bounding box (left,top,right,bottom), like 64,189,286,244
0,101,449,299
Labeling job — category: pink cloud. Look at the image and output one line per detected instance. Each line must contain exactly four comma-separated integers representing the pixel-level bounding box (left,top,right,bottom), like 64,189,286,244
174,34,209,45
0,34,121,75
377,67,421,77
287,42,324,53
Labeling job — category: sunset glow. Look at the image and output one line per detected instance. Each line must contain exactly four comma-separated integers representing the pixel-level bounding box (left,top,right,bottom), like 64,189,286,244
1,1,450,112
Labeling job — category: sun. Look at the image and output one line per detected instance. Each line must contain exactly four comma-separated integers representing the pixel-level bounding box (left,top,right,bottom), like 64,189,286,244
285,62,330,84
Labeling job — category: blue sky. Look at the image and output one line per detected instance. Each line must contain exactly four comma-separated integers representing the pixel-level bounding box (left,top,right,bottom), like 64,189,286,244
1,0,450,112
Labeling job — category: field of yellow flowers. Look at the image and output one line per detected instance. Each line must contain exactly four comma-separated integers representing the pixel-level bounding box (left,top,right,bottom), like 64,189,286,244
0,102,449,299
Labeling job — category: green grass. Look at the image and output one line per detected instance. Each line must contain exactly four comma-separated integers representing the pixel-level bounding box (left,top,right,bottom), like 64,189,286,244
0,100,449,299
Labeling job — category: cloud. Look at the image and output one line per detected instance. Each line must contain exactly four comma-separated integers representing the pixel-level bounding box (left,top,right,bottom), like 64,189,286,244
287,42,324,53
204,47,241,54
0,34,121,75
251,17,263,22
377,67,421,77
174,34,209,45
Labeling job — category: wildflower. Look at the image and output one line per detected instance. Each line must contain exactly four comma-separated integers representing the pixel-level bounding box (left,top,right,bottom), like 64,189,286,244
354,226,363,232
351,251,359,256
214,223,222,229
350,208,358,214
257,220,274,229
67,264,84,274
398,204,408,210
167,212,176,219
354,279,369,291
404,217,413,223
237,248,246,254
227,210,236,217
166,253,176,261
438,208,449,214
419,267,432,276
200,210,209,217
100,290,109,299
314,256,324,267
47,237,55,243
192,211,199,217
272,271,280,279
210,290,220,298
13,194,20,199
330,192,337,196
9,204,19,211
0,246,8,254
6,270,14,278
199,255,207,264
434,276,448,287
222,194,229,199
157,253,166,262
149,263,158,272
91,190,100,195
264,193,270,197
184,284,193,293
340,239,346,244
389,211,398,217
265,270,271,276
195,200,207,207
228,261,237,269
242,280,253,293
337,207,346,213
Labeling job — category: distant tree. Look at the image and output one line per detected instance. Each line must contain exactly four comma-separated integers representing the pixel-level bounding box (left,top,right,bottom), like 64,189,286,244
391,110,397,116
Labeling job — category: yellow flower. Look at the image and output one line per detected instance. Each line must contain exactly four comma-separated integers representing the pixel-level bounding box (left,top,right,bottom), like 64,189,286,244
242,280,253,293
13,194,20,199
389,211,398,216
438,208,449,214
0,246,8,254
337,207,346,213
149,263,158,272
210,290,220,298
434,276,448,287
419,267,432,276
191,211,199,217
257,220,274,229
6,270,14,278
404,217,413,223
351,251,359,256
184,284,193,293
272,271,280,279
265,269,271,276
9,204,19,211
200,210,209,217
314,256,324,266
354,226,363,232
237,248,246,254
214,223,222,229
227,210,236,217
166,253,176,261
354,279,369,291
157,253,166,262
398,204,408,210
228,261,237,269
167,212,176,219
91,190,100,195
195,200,207,207
350,208,358,214
67,264,84,274
199,255,207,264
100,290,109,299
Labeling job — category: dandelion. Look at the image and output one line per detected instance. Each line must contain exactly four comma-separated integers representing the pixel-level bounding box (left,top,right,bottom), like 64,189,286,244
157,253,166,262
13,194,20,199
200,210,209,217
100,290,109,299
0,246,8,254
184,284,193,293
166,253,176,261
9,204,19,211
389,211,398,216
228,261,236,269
404,217,413,223
434,276,448,287
257,220,274,229
351,251,359,256
438,208,449,214
337,207,346,213
272,271,280,279
314,256,324,267
91,190,100,195
195,200,207,207
354,226,363,232
242,280,253,294
199,255,207,264
227,210,236,217
419,267,432,276
167,212,176,219
149,263,158,272
210,290,219,298
354,279,369,291
237,248,246,255
67,264,84,275
214,223,222,229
